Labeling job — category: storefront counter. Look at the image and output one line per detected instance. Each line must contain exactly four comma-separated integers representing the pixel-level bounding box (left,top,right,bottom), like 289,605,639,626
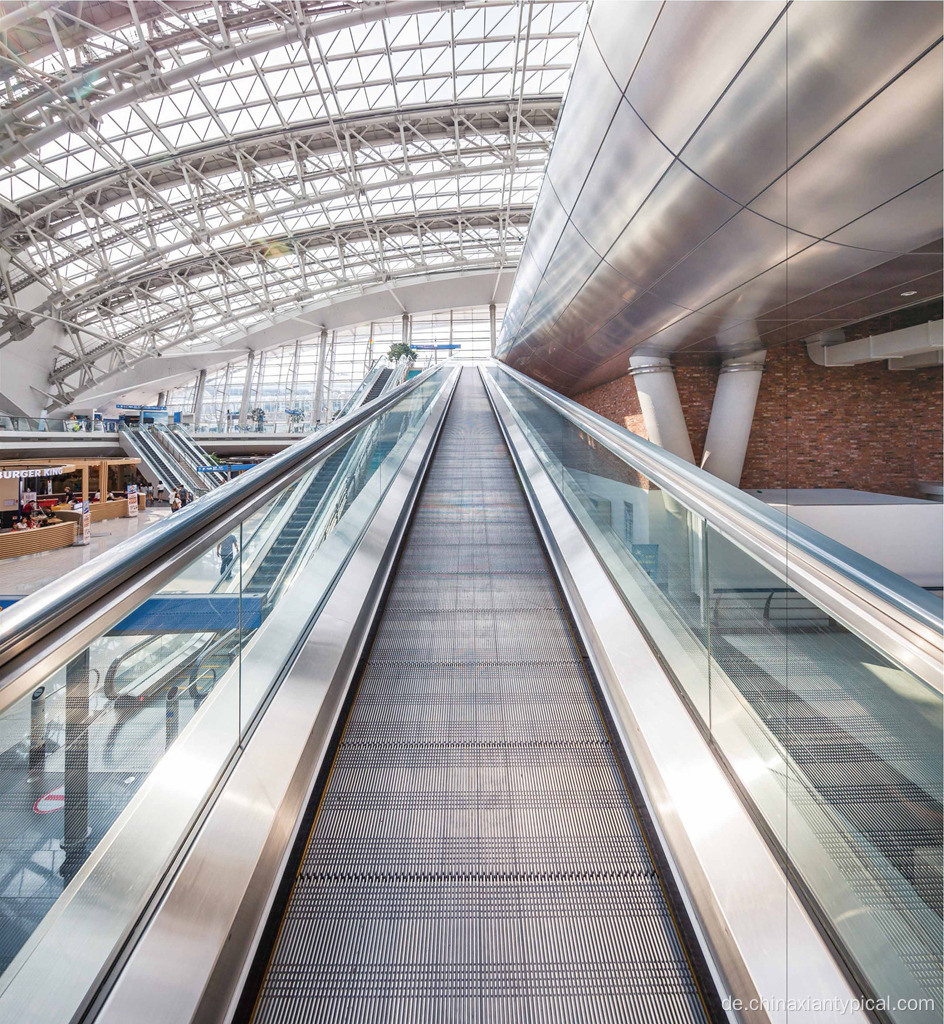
0,520,77,558
54,496,146,524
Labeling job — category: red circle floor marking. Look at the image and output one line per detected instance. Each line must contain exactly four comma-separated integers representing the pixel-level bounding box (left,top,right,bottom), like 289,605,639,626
33,787,65,813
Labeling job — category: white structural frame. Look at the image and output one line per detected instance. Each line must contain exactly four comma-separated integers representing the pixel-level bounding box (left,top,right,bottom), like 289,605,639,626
0,0,587,411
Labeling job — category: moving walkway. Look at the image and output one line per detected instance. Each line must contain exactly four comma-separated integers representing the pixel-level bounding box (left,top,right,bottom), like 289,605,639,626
0,364,939,1024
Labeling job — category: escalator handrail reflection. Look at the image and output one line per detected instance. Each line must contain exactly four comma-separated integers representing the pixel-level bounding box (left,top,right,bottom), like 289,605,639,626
490,362,943,690
0,363,450,677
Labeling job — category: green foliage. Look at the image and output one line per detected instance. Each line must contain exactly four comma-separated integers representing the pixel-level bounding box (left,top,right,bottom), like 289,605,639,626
387,341,418,364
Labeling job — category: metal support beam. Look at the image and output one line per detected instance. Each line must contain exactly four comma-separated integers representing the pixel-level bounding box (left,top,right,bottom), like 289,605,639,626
326,331,337,420
489,302,497,357
218,363,233,430
287,340,302,406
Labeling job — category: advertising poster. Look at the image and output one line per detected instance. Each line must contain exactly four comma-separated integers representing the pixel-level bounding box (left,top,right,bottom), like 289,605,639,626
74,501,91,546
125,484,138,518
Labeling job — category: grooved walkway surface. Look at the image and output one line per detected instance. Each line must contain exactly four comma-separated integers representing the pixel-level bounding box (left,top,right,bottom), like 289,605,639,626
253,369,710,1024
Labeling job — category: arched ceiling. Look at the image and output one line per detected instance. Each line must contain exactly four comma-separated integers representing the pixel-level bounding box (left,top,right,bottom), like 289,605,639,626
0,0,586,409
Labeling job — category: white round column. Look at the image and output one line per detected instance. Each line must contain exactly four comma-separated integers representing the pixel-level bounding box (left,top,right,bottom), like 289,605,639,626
628,355,695,464
700,349,766,487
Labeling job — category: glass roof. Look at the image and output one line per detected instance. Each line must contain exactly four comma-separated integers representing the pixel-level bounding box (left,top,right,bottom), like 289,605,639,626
0,0,586,406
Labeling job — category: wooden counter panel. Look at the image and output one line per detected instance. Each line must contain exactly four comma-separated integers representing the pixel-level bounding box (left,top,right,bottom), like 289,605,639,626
0,521,77,558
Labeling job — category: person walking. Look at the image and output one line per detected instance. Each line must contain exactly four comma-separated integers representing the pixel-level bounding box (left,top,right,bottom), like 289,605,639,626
170,488,182,512
156,480,165,505
217,533,238,579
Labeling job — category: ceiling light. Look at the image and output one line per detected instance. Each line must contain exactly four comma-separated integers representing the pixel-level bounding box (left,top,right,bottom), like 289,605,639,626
901,290,918,297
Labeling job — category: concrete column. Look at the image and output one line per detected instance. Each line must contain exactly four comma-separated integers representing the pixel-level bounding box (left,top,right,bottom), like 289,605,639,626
218,362,233,430
701,349,766,487
489,302,497,357
238,351,255,429
312,328,328,425
401,312,410,346
627,356,695,463
191,369,207,426
326,331,337,420
156,391,167,407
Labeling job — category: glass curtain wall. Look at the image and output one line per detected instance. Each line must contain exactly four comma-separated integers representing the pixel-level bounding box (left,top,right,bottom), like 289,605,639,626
165,304,502,431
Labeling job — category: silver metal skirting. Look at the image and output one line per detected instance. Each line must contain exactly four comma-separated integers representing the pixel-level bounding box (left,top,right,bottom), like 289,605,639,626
251,370,712,1023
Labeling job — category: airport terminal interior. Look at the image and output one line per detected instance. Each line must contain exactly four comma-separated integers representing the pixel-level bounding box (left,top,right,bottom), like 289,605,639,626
0,1,942,1022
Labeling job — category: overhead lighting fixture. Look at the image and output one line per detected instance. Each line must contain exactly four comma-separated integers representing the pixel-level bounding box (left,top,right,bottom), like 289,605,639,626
901,290,918,297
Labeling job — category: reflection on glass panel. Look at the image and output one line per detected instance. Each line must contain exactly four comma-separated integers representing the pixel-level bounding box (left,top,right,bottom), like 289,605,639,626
707,526,943,1019
0,366,451,991
0,540,240,977
236,369,450,732
488,365,943,1024
488,366,712,720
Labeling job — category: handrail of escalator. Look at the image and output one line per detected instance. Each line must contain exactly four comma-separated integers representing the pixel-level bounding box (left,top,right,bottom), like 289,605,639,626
120,423,185,491
490,362,943,691
334,355,387,420
0,362,449,677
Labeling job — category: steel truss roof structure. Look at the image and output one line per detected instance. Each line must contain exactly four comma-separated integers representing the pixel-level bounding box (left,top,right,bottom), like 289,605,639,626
0,0,585,408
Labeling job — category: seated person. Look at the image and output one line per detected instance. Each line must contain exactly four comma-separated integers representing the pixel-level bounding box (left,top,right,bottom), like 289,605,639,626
12,516,30,531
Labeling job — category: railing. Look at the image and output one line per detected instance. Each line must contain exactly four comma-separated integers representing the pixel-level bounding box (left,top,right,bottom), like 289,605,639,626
484,361,943,1024
0,364,457,1020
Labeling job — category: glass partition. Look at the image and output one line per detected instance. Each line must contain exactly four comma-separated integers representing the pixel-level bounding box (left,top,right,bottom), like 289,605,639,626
486,364,943,1024
0,367,451,995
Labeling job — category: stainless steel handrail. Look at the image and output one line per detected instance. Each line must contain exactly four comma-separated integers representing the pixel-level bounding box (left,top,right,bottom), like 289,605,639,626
334,355,387,420
490,362,944,692
0,363,449,673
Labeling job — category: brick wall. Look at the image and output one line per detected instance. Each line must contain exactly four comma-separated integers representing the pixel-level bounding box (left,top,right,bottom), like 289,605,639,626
574,342,943,498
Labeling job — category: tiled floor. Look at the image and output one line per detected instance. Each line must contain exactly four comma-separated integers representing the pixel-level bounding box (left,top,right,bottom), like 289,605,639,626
0,506,172,596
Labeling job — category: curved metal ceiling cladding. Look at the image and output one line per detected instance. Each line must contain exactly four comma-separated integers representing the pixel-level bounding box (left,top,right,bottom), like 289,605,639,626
497,0,944,394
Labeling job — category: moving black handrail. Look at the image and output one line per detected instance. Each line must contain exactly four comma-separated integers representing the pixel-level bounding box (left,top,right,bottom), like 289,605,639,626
0,363,450,691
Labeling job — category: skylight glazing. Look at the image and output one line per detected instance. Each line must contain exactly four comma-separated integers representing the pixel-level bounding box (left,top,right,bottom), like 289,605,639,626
0,0,586,408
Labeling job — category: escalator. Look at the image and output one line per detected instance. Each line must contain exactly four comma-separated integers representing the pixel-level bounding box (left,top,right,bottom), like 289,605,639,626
119,424,192,492
361,366,392,404
155,425,226,488
1,362,939,1024
248,446,351,596
243,369,721,1023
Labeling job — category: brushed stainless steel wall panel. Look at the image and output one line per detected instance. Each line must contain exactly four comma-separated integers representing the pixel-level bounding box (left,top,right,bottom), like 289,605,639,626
587,0,661,92
749,48,943,237
570,97,675,256
827,175,944,252
546,35,621,210
649,211,813,317
499,0,943,393
522,182,569,276
604,161,741,292
624,2,785,156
